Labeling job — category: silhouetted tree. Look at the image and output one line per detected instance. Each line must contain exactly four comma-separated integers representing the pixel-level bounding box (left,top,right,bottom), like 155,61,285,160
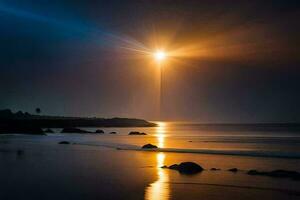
35,108,41,114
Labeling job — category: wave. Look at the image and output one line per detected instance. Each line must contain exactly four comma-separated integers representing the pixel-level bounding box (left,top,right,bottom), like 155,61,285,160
135,148,300,159
167,182,300,196
75,142,300,159
199,138,300,144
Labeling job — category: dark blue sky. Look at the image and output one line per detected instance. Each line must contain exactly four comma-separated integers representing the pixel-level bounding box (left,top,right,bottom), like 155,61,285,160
0,0,300,122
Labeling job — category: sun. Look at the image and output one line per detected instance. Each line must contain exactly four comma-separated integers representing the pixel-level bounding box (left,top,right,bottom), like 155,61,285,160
154,50,167,62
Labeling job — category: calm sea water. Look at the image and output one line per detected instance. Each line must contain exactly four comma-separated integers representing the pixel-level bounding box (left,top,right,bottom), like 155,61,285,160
16,121,300,157
1,122,300,200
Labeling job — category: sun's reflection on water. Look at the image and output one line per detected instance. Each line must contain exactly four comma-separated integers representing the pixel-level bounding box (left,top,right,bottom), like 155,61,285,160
156,122,166,148
145,122,170,200
145,152,170,200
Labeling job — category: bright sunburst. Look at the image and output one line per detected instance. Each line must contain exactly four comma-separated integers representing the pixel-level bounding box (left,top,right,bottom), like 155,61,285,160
154,50,167,62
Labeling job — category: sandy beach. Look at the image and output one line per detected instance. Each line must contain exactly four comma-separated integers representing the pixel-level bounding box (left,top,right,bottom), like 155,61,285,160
1,122,300,200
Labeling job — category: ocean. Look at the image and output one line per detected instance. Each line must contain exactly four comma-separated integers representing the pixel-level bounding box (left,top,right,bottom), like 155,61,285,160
1,122,300,200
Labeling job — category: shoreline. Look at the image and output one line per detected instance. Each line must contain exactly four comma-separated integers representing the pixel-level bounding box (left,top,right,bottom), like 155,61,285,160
1,134,300,200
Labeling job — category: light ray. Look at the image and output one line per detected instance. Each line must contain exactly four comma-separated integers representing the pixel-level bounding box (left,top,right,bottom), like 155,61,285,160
0,3,149,54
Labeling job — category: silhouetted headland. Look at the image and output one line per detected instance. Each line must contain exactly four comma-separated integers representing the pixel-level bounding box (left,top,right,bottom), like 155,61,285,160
0,109,156,135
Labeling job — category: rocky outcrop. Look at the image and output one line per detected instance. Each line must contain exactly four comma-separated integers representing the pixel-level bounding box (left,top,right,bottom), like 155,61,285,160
17,149,24,156
61,127,91,133
58,141,70,144
210,168,221,171
129,131,147,135
169,164,179,170
95,129,104,134
142,144,158,149
228,168,238,172
109,131,117,134
166,162,204,174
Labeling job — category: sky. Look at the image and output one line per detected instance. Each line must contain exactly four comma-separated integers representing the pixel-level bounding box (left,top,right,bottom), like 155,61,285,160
0,0,300,122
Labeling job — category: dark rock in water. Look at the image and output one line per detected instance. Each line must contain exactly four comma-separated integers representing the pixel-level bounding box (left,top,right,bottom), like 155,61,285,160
142,144,158,149
0,126,45,135
129,131,147,135
109,131,117,134
95,129,104,134
210,168,221,171
168,162,203,174
24,112,30,116
17,149,24,156
247,169,300,180
169,164,179,170
161,165,168,168
61,127,91,133
228,168,238,172
58,141,70,144
247,170,259,175
44,128,54,133
177,162,204,174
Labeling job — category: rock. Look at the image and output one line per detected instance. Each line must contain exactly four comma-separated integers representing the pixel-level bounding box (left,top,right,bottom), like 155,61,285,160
95,129,104,134
61,127,91,133
247,169,300,180
24,112,30,116
228,168,238,172
129,131,147,135
44,128,54,133
142,144,158,149
161,165,168,168
247,169,259,175
58,141,70,144
168,164,179,170
109,131,117,134
210,168,221,171
168,162,204,174
17,149,24,156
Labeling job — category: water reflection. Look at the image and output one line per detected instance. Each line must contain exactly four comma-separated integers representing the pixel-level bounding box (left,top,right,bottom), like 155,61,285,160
145,153,170,200
145,122,170,200
156,122,166,148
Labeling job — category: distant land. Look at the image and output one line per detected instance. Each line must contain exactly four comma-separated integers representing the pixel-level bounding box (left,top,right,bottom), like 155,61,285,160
0,109,156,135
